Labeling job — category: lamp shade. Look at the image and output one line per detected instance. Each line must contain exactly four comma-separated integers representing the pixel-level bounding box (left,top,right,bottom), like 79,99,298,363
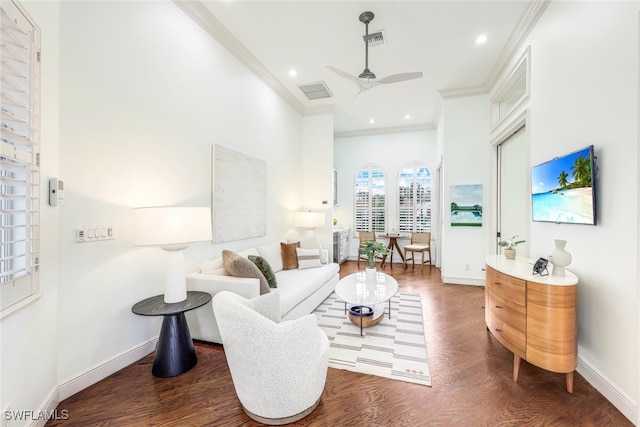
134,206,212,248
294,211,325,229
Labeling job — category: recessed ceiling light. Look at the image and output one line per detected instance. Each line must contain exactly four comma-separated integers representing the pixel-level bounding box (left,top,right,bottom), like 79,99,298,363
368,118,376,124
288,69,298,77
475,34,488,45
404,114,411,120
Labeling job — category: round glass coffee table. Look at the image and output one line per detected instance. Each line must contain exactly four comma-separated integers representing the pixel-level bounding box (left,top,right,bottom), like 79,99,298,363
334,271,398,336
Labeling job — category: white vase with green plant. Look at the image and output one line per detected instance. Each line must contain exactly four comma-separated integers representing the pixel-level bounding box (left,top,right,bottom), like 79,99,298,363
498,235,526,259
358,241,389,280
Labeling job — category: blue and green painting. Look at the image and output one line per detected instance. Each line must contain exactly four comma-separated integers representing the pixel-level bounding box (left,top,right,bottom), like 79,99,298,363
451,184,483,227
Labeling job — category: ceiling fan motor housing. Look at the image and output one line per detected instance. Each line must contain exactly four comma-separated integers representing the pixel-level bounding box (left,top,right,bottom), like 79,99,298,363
359,11,376,79
359,11,374,24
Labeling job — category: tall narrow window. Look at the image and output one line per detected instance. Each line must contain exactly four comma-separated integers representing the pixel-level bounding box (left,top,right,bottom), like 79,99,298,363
354,165,385,233
398,163,431,233
1,1,41,315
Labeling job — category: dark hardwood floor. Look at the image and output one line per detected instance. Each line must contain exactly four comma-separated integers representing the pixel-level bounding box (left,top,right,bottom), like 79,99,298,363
47,261,631,426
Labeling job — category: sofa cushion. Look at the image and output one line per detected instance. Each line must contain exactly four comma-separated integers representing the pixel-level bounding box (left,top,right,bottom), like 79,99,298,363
257,243,283,273
272,263,340,315
222,250,270,295
296,247,322,270
248,255,278,288
288,235,328,264
199,258,223,274
281,242,300,270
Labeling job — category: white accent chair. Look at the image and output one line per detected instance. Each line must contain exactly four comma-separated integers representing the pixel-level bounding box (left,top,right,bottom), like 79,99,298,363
212,291,329,425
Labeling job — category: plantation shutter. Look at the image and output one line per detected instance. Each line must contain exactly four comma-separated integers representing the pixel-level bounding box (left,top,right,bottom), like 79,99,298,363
354,166,385,233
1,0,40,313
354,170,370,232
398,164,431,233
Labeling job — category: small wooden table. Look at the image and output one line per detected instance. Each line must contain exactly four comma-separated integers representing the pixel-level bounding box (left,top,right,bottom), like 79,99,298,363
379,233,409,268
132,291,211,377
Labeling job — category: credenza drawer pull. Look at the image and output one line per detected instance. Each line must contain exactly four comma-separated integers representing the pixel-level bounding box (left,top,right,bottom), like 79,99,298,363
494,282,501,285
495,328,502,332
495,305,503,309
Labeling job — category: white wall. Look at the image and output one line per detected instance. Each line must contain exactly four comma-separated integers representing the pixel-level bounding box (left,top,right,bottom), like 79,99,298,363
521,1,639,419
0,1,61,421
438,3,639,420
333,129,437,260
439,94,492,285
1,1,306,423
301,114,334,254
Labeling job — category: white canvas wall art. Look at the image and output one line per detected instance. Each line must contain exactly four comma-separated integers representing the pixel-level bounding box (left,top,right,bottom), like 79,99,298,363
212,145,266,243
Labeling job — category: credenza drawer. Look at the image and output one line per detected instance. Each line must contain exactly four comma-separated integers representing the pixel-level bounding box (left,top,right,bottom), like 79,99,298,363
526,282,577,373
487,292,526,357
486,266,526,306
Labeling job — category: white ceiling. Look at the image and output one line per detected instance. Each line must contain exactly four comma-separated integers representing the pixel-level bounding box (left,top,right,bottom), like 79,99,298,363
192,1,535,135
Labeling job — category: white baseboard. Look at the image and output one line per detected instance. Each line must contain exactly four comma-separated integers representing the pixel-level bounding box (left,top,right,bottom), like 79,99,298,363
441,275,485,286
28,387,59,427
58,338,157,401
28,339,156,427
577,355,637,424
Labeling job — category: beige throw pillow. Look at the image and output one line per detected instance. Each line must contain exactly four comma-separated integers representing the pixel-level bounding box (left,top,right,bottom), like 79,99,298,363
296,247,322,270
288,235,328,264
222,250,270,295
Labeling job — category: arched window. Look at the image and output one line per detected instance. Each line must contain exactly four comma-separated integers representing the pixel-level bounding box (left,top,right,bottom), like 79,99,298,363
398,163,431,233
354,165,386,233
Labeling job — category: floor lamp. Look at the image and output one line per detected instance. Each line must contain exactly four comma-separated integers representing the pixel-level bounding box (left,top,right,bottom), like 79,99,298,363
134,206,212,303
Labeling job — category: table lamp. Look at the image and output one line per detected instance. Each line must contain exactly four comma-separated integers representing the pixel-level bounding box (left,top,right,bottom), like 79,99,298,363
294,211,325,236
134,206,212,303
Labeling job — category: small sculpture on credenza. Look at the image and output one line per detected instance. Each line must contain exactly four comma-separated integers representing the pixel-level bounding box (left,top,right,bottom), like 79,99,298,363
548,239,572,276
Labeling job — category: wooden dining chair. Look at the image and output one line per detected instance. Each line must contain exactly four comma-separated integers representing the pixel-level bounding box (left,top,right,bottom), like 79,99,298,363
357,231,378,267
403,232,432,270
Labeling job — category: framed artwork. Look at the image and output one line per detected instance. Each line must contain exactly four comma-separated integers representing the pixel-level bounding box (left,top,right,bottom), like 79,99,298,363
212,145,266,243
450,184,483,227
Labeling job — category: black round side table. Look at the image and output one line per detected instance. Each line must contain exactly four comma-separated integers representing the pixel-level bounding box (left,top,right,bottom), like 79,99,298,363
132,291,211,377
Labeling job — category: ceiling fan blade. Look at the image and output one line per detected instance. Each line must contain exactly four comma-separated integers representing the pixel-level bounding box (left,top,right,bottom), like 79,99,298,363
327,66,361,84
374,72,423,85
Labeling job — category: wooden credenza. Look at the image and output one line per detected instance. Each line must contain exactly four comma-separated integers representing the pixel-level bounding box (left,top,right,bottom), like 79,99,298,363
485,255,578,392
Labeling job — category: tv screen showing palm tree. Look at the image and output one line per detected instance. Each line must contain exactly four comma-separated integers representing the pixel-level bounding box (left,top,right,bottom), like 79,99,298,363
531,145,596,225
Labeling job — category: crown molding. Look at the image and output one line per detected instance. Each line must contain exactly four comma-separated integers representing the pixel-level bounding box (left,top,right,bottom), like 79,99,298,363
484,0,550,90
439,85,488,100
305,104,336,116
334,123,434,139
173,0,306,116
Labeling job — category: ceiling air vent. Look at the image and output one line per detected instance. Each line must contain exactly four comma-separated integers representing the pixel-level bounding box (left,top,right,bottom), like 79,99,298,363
298,81,333,100
363,30,385,46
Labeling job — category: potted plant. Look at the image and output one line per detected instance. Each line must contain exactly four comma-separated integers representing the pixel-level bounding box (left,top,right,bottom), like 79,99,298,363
498,235,526,259
358,241,389,271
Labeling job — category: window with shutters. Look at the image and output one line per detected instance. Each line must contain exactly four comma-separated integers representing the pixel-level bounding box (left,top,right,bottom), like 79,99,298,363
354,165,386,233
398,163,431,233
1,0,41,316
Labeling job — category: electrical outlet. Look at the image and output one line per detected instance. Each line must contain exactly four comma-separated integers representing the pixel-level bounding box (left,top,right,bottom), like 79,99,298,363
464,264,470,271
76,225,114,243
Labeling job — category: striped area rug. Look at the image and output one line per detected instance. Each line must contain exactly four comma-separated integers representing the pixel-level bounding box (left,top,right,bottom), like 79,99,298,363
313,292,431,387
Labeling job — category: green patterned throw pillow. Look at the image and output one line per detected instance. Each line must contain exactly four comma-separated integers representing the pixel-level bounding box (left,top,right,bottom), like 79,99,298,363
248,255,278,288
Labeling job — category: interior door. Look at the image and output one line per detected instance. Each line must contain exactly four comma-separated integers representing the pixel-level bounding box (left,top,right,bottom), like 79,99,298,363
497,127,529,257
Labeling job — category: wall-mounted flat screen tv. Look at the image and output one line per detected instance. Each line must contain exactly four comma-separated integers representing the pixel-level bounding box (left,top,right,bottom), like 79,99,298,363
531,145,596,225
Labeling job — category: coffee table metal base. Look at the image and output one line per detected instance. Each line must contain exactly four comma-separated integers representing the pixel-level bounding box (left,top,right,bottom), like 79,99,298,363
348,306,373,336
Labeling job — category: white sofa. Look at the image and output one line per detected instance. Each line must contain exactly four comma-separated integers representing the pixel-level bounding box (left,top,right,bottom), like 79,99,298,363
185,240,340,344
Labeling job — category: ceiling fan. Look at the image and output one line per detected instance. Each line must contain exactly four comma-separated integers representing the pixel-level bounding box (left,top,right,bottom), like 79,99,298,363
328,11,423,94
